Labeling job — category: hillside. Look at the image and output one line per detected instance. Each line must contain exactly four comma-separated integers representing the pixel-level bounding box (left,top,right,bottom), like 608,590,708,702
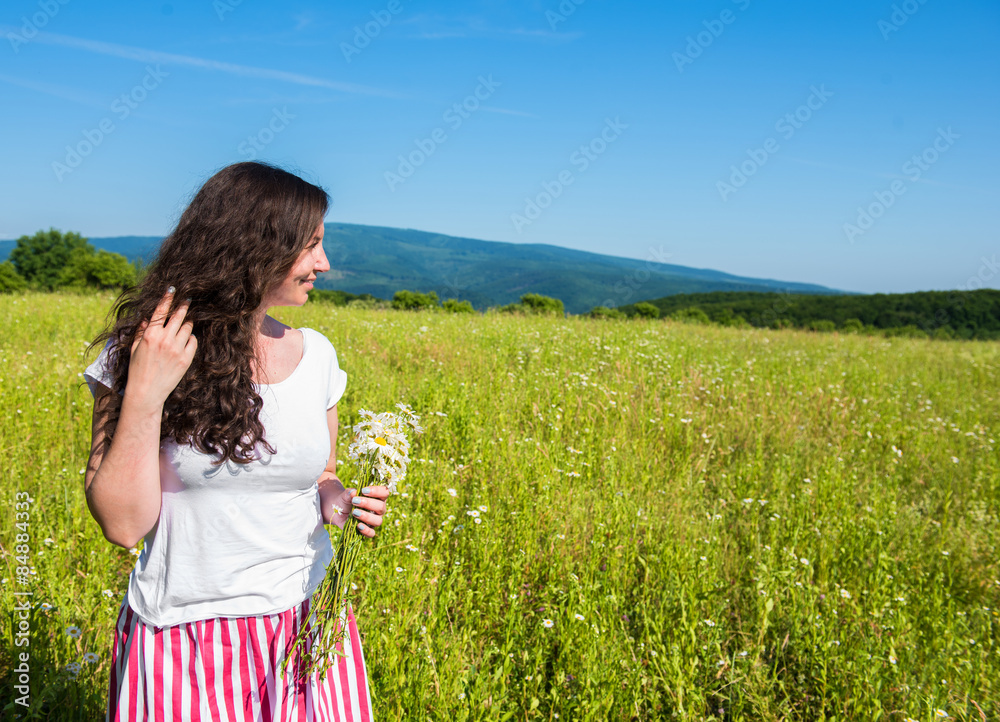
0,223,846,313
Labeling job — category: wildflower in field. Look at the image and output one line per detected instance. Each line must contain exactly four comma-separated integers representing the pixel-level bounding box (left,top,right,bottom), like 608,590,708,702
951,456,959,463
128,547,140,557
542,619,554,628
934,711,949,719
888,655,897,664
446,488,457,497
83,653,99,664
942,551,950,556
457,692,466,700
566,471,581,477
742,498,753,505
702,619,716,627
43,538,54,545
101,590,114,598
800,558,809,565
474,518,482,524
65,625,82,639
840,589,851,600
556,534,565,539
478,505,488,512
467,510,480,517
575,613,585,621
39,602,54,611
284,405,423,683
65,662,81,677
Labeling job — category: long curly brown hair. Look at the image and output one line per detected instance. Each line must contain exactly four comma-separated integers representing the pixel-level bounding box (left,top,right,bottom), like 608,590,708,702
86,161,330,466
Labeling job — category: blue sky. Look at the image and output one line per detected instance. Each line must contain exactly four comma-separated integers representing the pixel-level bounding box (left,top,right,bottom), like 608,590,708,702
1,0,997,294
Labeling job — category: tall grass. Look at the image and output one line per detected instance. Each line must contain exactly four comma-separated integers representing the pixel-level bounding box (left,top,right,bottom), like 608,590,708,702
1,290,997,720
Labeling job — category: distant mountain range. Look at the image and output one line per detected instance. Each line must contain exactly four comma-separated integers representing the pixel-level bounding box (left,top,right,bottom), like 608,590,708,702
0,223,847,313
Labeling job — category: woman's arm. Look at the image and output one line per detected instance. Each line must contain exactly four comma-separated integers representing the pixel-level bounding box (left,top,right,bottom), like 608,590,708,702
85,384,166,549
318,404,388,536
85,291,197,549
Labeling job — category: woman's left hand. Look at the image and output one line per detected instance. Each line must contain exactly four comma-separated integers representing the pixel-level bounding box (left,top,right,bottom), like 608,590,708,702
325,483,390,538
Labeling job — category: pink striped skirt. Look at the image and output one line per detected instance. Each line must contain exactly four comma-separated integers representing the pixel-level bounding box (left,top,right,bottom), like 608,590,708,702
107,594,373,721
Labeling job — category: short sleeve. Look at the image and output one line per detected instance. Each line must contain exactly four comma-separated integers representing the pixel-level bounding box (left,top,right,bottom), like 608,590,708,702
83,338,123,398
300,328,347,409
327,342,348,410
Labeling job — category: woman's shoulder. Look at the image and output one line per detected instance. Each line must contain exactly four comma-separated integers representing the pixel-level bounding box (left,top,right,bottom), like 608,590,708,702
301,327,339,356
300,326,331,344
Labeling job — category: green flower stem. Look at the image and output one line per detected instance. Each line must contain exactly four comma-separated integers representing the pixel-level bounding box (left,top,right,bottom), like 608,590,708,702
282,457,379,685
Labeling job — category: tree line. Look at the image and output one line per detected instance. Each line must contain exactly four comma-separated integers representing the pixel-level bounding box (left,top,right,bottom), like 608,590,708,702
615,289,1000,340
4,229,997,340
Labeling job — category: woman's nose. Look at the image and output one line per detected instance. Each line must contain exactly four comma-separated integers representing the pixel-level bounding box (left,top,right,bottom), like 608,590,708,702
315,245,330,273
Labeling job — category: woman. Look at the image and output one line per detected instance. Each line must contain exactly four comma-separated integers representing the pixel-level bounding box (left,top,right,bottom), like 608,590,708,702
83,161,387,720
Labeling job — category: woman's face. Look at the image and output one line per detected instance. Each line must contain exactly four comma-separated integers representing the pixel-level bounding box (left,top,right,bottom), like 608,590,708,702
262,222,329,310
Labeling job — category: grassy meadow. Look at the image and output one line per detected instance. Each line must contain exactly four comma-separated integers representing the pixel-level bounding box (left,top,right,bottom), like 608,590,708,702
1,290,998,720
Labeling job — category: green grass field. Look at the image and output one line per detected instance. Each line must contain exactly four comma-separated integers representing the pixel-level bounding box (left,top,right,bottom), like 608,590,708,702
1,291,998,720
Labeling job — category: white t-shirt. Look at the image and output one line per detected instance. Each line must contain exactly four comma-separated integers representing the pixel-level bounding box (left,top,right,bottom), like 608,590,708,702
83,327,348,628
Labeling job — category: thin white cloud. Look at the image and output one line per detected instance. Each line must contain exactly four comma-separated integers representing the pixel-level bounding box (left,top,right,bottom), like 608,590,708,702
0,26,404,99
481,106,539,119
398,13,582,41
293,12,315,31
0,72,106,109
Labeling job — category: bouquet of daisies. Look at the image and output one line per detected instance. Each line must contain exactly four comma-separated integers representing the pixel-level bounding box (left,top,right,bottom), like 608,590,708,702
282,403,424,683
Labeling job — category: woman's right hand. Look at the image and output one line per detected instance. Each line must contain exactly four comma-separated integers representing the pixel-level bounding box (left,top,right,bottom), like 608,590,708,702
127,288,197,408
